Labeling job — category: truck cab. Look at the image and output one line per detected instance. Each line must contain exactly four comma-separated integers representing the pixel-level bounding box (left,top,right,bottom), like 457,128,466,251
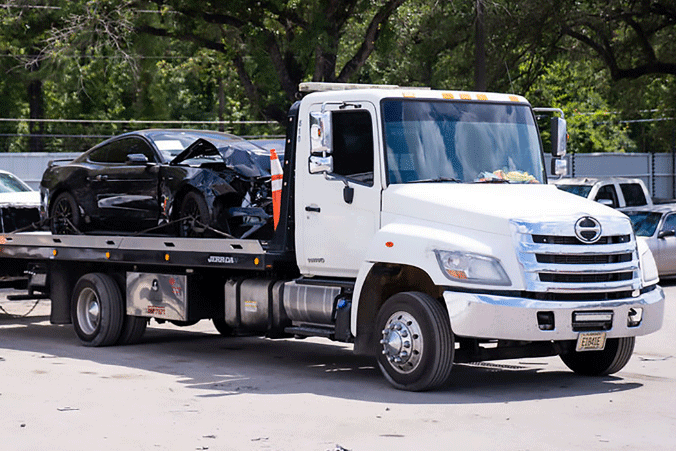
291,83,663,390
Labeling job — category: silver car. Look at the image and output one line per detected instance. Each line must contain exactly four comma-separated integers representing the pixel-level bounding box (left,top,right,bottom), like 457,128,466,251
625,204,676,277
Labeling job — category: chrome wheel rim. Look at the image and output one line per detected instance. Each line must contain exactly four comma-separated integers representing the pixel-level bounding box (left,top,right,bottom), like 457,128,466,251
380,310,424,374
77,287,101,335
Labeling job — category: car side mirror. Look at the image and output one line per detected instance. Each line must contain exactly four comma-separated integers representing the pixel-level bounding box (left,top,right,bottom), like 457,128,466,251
127,153,149,165
658,229,676,239
597,199,614,207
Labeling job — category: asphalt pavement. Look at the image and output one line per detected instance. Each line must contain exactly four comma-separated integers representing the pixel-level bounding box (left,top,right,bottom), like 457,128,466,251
1,282,674,451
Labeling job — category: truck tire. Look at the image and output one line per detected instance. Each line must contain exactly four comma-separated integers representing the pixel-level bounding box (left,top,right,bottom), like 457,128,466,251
375,292,454,391
560,337,635,376
179,191,210,237
116,315,148,345
212,317,234,336
71,273,124,347
50,192,82,235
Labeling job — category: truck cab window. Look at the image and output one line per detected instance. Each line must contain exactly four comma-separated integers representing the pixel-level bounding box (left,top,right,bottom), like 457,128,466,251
620,183,647,207
331,110,374,186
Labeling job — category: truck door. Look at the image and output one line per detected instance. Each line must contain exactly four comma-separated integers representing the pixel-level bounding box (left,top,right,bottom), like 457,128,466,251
297,103,381,278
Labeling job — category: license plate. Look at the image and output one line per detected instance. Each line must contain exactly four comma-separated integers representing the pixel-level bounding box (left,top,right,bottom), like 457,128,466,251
576,332,607,352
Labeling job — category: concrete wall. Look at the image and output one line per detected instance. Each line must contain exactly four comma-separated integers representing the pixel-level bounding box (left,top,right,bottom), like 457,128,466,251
0,153,80,190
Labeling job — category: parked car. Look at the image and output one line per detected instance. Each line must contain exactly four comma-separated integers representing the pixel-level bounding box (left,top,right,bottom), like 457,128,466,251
552,177,651,210
41,129,282,238
0,169,41,233
625,204,676,277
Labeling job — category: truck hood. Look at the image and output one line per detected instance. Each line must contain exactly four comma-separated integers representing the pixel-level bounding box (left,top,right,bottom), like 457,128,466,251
382,183,627,235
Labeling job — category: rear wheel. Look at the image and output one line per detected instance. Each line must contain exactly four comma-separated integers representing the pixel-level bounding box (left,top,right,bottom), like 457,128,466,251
560,337,635,376
375,292,454,391
179,191,210,237
116,315,148,345
71,273,124,347
212,317,234,336
50,192,81,234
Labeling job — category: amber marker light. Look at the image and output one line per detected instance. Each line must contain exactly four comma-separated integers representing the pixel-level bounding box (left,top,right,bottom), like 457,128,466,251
105,252,111,259
165,253,170,261
254,257,260,266
52,249,58,257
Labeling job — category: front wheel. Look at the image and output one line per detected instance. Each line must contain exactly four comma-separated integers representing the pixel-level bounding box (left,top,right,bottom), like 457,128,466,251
560,337,635,376
179,191,210,237
71,273,124,347
375,292,454,391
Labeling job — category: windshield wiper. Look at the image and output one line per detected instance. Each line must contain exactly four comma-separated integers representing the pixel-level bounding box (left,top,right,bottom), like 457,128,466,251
408,177,462,184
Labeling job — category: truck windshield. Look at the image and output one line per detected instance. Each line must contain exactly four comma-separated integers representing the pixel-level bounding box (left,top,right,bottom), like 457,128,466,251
382,99,545,184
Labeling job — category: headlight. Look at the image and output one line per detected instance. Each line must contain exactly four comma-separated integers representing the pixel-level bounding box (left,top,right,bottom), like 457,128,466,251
435,250,511,286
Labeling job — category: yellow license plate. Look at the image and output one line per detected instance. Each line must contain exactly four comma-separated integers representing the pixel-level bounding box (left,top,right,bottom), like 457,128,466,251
576,332,607,352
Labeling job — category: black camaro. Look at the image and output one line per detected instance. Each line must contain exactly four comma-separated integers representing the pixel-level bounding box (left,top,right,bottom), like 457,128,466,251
40,129,283,238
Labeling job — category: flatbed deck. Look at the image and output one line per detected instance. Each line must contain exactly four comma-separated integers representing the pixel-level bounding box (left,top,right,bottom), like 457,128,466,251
0,232,280,271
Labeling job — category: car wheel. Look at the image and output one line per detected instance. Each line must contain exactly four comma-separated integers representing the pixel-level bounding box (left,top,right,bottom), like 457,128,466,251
50,192,82,234
179,191,210,237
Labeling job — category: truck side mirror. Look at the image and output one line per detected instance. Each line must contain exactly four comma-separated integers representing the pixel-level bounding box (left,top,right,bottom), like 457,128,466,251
309,155,334,174
310,111,332,156
551,158,568,177
551,117,567,158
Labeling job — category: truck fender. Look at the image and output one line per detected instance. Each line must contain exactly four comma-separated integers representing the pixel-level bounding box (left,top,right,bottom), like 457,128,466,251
350,223,492,354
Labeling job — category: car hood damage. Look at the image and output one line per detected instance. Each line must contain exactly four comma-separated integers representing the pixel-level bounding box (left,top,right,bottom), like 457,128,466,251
170,138,271,179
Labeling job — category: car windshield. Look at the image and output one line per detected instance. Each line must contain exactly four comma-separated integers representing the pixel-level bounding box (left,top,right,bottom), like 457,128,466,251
626,211,662,237
0,173,32,193
555,184,593,197
383,99,545,184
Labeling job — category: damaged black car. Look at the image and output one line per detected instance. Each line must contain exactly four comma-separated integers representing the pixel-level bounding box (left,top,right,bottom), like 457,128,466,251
40,130,283,238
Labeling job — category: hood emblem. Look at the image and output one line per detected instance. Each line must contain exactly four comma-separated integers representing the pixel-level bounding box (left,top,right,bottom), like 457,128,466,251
575,216,602,243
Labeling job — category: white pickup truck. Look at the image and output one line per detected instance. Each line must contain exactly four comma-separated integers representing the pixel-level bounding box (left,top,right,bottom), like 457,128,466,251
552,177,653,209
0,83,664,391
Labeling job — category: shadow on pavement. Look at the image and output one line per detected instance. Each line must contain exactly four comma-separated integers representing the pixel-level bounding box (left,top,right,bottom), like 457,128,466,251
0,308,642,405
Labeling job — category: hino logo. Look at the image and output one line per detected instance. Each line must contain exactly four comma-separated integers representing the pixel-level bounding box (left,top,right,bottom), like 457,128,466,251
207,255,236,264
575,216,602,243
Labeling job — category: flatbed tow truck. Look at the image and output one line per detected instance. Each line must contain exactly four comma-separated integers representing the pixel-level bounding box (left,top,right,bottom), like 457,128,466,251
0,83,664,391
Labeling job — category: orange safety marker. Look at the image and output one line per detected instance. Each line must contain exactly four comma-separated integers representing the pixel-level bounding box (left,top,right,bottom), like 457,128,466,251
270,149,283,230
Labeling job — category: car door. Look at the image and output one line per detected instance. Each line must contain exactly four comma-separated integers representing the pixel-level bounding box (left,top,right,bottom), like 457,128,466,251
655,213,676,276
296,104,381,278
95,137,161,228
593,184,619,208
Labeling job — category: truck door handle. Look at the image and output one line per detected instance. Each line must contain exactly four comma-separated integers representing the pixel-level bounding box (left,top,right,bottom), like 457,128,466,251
305,206,321,213
96,175,108,181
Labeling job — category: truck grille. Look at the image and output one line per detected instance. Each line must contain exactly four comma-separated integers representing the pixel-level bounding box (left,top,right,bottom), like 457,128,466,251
513,217,641,294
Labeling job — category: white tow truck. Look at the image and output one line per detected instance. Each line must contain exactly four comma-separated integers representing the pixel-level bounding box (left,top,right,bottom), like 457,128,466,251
0,83,664,391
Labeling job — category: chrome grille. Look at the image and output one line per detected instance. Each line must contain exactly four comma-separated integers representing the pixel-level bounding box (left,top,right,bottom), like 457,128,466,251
513,216,641,294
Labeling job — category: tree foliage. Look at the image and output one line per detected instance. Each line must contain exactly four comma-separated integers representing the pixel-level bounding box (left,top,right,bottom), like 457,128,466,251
0,0,674,154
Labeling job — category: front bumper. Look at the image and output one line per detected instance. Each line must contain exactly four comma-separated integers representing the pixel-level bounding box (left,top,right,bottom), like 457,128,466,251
443,285,664,341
